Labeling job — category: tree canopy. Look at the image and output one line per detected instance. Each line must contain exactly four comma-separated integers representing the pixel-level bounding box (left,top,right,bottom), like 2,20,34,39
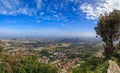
95,10,120,57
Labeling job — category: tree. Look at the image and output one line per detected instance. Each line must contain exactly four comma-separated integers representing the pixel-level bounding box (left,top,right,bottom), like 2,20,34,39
95,10,120,57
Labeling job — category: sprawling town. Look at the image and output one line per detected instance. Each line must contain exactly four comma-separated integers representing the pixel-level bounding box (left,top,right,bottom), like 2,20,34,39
0,37,101,73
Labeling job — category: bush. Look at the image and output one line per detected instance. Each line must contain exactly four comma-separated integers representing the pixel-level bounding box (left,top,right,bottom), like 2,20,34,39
95,61,108,73
73,57,108,73
0,54,58,73
16,55,58,73
0,46,4,52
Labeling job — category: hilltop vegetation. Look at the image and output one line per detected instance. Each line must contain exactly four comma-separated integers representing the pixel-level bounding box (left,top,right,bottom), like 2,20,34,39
0,46,58,73
72,10,120,73
73,57,109,73
72,50,120,73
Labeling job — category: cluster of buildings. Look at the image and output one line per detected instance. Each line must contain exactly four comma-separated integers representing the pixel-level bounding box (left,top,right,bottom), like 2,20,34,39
0,38,100,73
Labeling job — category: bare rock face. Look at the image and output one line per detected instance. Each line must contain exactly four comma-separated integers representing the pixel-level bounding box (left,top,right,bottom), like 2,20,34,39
107,60,120,73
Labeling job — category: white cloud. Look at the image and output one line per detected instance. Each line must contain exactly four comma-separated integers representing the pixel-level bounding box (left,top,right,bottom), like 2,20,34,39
0,0,43,16
80,3,97,20
0,0,83,21
0,0,21,15
80,0,120,20
40,12,44,15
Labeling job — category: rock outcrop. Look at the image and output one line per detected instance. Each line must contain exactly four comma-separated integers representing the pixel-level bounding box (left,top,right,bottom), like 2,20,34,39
107,60,120,73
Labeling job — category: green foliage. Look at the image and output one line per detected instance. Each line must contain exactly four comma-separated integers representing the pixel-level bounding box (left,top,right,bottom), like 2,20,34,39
0,54,58,73
84,48,98,57
40,50,52,56
116,41,120,50
16,55,58,73
0,46,4,52
95,61,108,73
73,57,109,73
110,56,120,65
95,10,120,58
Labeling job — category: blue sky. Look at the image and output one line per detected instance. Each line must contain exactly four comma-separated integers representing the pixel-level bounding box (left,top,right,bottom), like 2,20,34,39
0,0,119,37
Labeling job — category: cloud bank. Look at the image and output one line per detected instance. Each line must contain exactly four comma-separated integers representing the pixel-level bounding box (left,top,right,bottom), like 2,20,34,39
80,0,120,20
0,0,42,15
1,0,120,20
0,0,82,21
